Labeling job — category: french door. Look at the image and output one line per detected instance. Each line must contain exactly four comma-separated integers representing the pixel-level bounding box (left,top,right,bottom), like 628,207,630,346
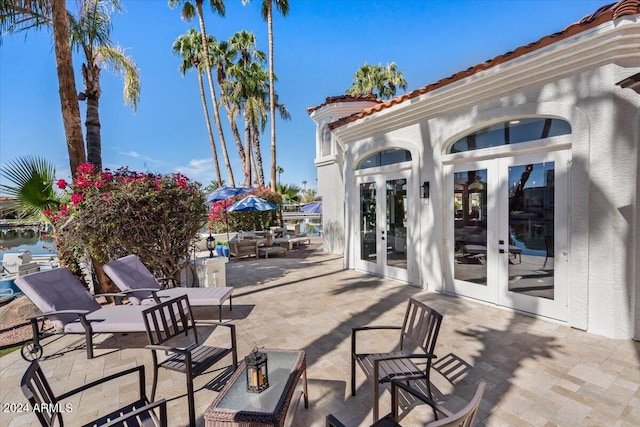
447,150,569,321
355,171,410,282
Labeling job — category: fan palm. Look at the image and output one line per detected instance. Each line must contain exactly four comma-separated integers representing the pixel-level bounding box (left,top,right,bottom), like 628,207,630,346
169,0,235,185
173,29,223,185
69,0,140,171
276,182,301,204
0,155,60,219
346,61,407,100
1,0,86,177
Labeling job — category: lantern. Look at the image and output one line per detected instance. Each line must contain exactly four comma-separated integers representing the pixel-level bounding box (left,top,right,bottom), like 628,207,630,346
245,348,269,393
206,233,216,258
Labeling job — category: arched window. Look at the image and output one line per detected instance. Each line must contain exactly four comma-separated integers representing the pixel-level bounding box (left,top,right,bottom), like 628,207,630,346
449,117,571,153
356,149,412,170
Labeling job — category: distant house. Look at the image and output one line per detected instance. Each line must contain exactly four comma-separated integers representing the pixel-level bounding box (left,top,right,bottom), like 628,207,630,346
308,1,640,339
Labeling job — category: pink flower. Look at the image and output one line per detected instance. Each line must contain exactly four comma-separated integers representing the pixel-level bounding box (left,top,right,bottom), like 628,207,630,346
56,179,67,190
43,209,52,217
59,205,68,216
71,193,84,206
77,163,95,174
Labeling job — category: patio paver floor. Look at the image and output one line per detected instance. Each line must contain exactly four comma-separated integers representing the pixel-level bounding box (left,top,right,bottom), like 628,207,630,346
1,237,639,426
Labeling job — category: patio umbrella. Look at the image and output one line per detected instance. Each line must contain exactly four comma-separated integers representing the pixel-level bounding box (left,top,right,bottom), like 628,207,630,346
300,202,322,214
206,187,252,241
206,186,251,203
226,195,277,212
226,196,277,238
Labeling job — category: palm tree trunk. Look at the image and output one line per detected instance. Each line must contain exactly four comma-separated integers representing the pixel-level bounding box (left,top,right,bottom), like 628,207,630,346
196,2,235,187
252,124,265,186
83,63,102,171
197,69,223,184
244,113,252,187
221,101,244,187
267,2,277,192
52,0,85,178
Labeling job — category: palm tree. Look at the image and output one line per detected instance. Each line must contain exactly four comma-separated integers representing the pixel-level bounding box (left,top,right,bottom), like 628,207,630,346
226,31,267,187
69,0,140,171
172,29,222,185
0,155,60,219
168,0,236,185
276,165,284,184
276,182,301,204
346,61,407,100
1,0,86,178
243,0,289,192
210,38,241,187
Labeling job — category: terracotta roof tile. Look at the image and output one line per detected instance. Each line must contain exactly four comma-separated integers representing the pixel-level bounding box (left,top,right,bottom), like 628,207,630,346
326,0,640,130
307,94,381,114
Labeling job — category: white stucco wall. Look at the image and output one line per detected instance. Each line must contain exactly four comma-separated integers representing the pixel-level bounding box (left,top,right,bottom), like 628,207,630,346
311,16,640,339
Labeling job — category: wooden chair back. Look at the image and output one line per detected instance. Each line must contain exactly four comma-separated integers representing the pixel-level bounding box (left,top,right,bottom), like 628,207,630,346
399,298,443,358
21,361,62,427
142,294,198,347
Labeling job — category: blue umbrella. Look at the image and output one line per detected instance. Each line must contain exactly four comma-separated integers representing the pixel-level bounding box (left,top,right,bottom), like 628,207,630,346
226,195,277,212
207,187,252,241
301,202,322,214
206,187,251,203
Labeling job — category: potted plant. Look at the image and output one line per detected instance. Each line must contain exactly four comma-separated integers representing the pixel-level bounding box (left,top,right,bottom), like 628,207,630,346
221,241,230,258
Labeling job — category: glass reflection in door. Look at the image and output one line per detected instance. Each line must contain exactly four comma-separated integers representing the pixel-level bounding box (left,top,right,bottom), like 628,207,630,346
360,182,377,262
507,162,555,299
386,179,407,270
453,169,488,285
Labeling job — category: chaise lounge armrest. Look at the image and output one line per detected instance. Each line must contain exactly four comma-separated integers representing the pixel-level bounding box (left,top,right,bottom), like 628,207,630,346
27,309,91,322
94,292,129,305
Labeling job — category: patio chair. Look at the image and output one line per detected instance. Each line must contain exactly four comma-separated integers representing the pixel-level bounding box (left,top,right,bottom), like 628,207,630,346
352,297,443,421
142,294,238,427
15,267,149,360
21,360,167,427
325,380,485,427
228,238,260,259
103,254,233,321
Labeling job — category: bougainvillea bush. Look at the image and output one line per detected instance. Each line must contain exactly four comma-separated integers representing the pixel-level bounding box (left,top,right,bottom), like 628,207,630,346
47,163,206,293
207,186,283,234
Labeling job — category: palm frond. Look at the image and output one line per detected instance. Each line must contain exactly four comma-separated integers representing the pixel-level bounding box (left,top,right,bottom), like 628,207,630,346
0,155,60,218
96,44,141,112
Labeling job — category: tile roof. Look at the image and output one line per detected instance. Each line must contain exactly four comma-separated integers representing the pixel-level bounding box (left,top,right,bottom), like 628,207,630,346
306,94,381,115
318,0,640,131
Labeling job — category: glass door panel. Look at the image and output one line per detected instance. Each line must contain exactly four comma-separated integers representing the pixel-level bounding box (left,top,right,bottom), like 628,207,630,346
453,169,489,286
360,182,377,262
386,178,408,270
506,162,555,299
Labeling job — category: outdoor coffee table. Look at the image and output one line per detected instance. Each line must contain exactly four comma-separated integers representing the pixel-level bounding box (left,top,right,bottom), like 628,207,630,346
258,246,287,259
204,348,309,427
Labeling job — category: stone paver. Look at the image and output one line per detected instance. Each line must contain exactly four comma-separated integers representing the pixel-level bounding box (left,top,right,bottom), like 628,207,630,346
1,238,640,426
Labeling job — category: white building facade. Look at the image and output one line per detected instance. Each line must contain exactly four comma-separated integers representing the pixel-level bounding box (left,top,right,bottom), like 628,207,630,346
308,1,640,339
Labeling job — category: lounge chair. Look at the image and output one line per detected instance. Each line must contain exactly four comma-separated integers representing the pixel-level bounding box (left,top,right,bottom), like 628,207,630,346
22,361,167,427
103,254,233,321
15,267,149,360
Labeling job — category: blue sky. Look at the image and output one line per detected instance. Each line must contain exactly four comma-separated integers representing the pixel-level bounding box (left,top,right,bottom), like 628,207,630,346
1,0,606,190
